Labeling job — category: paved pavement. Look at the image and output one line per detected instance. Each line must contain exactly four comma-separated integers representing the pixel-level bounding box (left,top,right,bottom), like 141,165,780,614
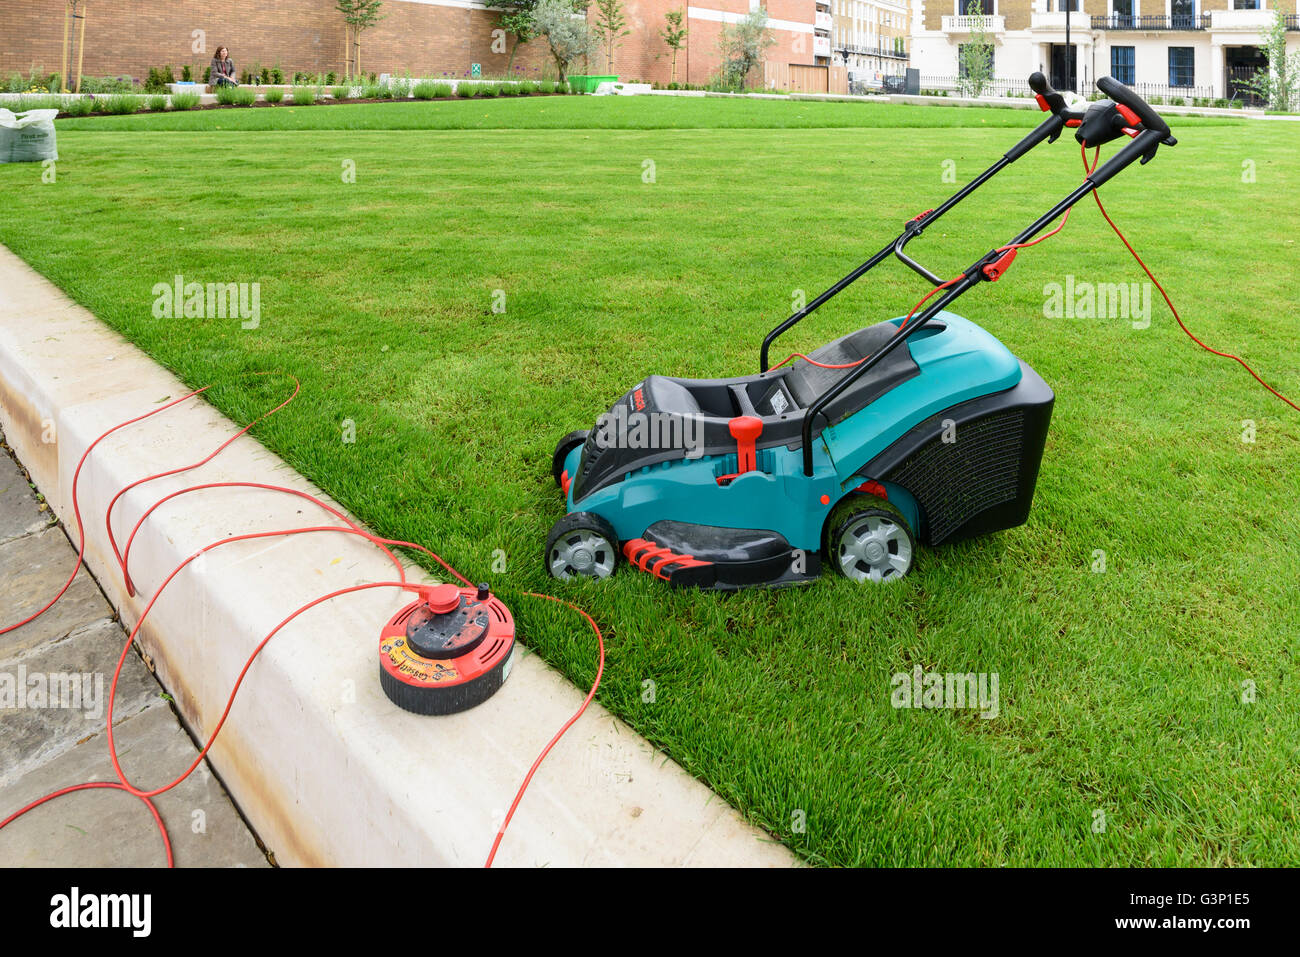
0,433,268,867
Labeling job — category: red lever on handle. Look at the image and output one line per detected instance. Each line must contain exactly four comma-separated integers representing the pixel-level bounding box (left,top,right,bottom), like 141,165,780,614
728,416,763,475
1115,103,1141,128
982,247,1018,282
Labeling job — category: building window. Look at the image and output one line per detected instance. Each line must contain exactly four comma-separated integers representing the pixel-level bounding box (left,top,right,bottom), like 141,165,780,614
1233,0,1260,8
1111,0,1133,20
958,43,995,76
1111,46,1135,84
1168,47,1195,88
956,0,995,15
1171,0,1196,28
1055,0,1080,11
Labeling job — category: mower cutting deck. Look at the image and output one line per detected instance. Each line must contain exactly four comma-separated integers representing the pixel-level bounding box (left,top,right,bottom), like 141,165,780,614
545,73,1177,589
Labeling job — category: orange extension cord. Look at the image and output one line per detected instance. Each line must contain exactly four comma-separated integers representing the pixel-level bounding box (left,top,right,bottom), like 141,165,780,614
0,376,605,868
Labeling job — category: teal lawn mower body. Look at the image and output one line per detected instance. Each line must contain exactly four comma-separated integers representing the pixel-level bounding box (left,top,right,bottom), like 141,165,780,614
544,73,1176,589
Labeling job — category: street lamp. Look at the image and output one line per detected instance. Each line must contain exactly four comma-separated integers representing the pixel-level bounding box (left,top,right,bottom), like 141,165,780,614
1064,0,1073,93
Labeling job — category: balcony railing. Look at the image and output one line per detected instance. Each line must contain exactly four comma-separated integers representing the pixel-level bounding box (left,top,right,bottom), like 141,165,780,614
1090,14,1210,30
815,11,833,30
836,43,909,60
942,14,1006,32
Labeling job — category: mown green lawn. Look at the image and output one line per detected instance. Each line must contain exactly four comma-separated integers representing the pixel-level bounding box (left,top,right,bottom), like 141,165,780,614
2,97,1296,866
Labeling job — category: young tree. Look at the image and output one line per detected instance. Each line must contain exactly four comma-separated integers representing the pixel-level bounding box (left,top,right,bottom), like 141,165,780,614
336,0,386,80
956,1,993,98
1243,10,1300,111
716,7,774,91
659,8,687,85
533,0,594,83
484,0,541,74
592,0,631,74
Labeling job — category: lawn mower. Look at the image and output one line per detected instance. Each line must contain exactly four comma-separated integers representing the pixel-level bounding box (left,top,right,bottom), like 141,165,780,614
545,74,1177,589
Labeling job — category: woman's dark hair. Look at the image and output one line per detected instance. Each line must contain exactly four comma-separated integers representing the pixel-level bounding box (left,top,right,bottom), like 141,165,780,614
216,46,229,60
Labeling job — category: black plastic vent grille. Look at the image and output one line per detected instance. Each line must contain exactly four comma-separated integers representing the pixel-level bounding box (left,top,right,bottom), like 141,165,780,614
883,410,1025,546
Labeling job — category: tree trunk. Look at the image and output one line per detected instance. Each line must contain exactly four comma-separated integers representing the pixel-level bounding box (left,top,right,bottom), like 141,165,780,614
506,37,519,74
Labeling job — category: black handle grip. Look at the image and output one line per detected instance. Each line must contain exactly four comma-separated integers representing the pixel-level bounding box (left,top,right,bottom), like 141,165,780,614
1096,75,1175,144
1028,71,1068,116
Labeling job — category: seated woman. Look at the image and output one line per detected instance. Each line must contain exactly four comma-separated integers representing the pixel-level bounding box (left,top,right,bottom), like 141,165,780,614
211,47,237,87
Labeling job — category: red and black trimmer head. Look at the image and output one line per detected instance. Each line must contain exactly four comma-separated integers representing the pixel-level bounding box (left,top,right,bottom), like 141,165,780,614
379,583,515,715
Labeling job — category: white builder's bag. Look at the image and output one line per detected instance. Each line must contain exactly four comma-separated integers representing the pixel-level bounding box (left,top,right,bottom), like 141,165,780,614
0,109,59,163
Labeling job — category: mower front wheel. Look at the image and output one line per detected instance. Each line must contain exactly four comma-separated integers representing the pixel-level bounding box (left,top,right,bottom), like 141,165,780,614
830,502,916,584
551,430,589,487
545,512,619,581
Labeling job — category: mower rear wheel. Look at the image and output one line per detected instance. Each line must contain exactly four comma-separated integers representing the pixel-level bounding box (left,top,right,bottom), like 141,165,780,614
551,430,590,487
545,511,619,581
831,504,915,584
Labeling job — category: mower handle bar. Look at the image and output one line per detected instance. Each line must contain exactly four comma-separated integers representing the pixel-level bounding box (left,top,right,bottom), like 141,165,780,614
781,76,1176,475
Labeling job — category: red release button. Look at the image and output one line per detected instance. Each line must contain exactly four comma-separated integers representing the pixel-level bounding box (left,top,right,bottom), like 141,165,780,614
424,583,462,614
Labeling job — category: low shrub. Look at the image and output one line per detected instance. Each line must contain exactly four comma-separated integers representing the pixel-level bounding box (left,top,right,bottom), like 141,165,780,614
1213,97,1228,108
170,91,201,110
97,93,140,114
62,96,95,116
456,83,476,98
412,80,438,99
231,86,257,106
517,80,538,94
143,65,175,94
478,82,500,98
15,94,62,111
146,94,168,111
1171,96,1185,106
291,85,316,105
264,86,286,103
332,85,350,100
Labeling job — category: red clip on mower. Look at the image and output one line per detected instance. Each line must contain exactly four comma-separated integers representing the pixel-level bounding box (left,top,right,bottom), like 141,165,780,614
546,74,1176,590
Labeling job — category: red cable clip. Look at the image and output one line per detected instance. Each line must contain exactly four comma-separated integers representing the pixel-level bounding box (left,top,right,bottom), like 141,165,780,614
982,247,1018,282
908,208,934,228
1034,93,1050,113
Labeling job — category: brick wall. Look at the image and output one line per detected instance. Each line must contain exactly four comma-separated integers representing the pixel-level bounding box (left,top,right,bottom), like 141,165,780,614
1,0,819,88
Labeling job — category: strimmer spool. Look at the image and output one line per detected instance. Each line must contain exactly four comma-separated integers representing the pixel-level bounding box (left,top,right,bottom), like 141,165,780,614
379,582,515,715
